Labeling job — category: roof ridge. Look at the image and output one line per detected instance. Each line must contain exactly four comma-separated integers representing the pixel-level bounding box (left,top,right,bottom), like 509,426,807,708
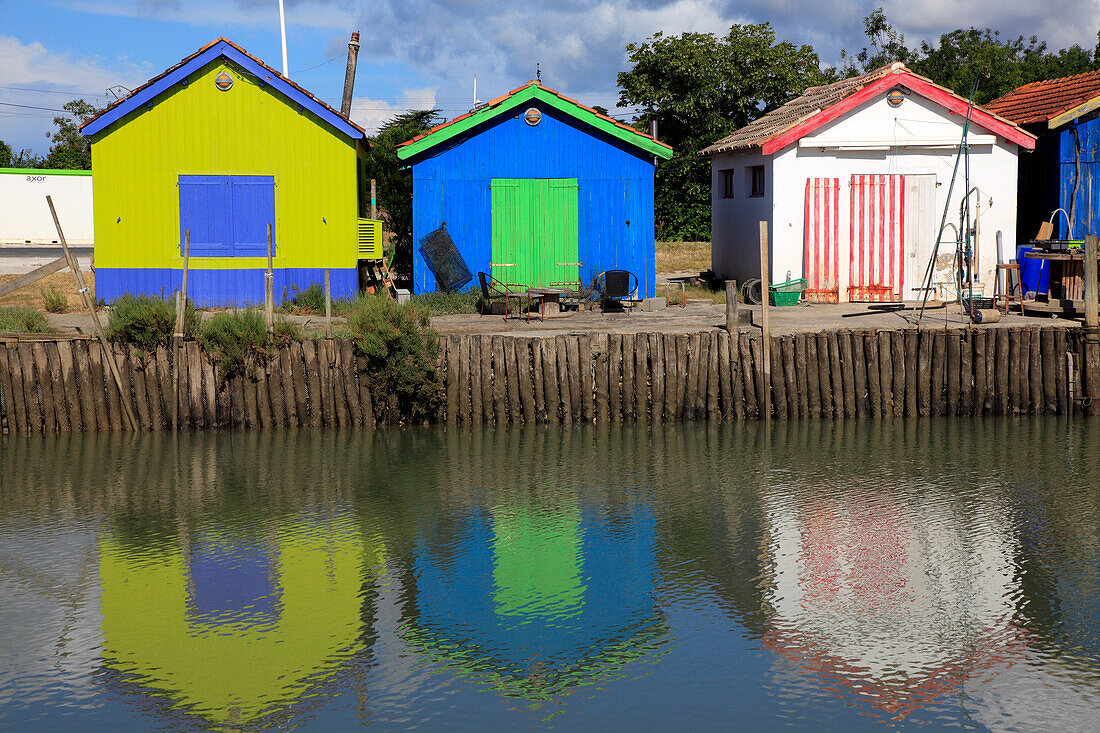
80,38,364,138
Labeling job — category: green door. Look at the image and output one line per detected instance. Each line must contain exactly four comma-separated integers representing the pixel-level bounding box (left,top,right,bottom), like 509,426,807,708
491,178,579,289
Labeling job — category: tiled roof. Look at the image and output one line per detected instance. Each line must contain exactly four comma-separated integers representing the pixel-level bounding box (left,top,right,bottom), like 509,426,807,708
700,64,903,155
700,62,1031,155
398,80,671,154
984,69,1100,126
80,38,365,138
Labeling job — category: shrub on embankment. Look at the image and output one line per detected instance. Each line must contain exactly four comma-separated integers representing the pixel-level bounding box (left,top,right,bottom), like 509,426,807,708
344,292,442,423
0,305,52,333
106,294,199,350
199,310,303,378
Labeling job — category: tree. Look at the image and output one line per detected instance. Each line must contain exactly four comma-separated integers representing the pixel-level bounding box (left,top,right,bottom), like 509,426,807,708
840,10,1100,105
43,99,101,170
0,140,11,168
361,109,443,282
617,24,827,240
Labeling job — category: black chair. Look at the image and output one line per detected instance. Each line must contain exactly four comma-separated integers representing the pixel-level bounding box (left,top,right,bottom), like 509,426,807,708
595,269,639,312
478,272,509,316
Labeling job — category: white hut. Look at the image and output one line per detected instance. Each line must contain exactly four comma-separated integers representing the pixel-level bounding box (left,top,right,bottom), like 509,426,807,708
702,63,1035,302
0,168,93,244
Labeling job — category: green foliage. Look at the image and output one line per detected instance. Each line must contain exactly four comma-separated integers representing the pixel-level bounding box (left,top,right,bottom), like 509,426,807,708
40,285,68,313
0,140,11,168
199,310,270,378
617,24,827,240
409,289,481,315
361,109,443,282
0,306,51,333
106,294,199,350
289,282,326,314
344,292,442,423
0,140,43,168
840,10,1100,105
271,317,303,347
44,99,101,170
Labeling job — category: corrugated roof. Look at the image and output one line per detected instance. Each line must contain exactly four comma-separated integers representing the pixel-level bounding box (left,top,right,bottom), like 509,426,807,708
984,69,1100,126
398,80,672,158
81,38,365,139
700,62,1031,155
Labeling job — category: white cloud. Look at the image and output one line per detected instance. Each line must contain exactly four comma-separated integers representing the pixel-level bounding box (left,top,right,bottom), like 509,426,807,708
350,86,439,134
0,35,152,153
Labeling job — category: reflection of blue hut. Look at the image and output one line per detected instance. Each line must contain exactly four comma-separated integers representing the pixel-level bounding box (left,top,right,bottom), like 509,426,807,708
404,502,664,697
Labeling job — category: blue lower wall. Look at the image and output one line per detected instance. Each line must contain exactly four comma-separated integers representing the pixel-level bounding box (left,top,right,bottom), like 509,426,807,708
96,268,358,308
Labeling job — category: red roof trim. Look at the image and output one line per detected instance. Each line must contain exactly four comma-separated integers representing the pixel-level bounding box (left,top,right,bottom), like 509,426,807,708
760,70,1035,155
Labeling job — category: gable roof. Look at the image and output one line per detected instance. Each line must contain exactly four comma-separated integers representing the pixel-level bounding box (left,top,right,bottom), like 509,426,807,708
701,62,1034,156
397,80,673,161
985,69,1100,129
81,38,364,140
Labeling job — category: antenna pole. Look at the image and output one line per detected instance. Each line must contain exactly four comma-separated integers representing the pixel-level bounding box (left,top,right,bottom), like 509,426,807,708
278,0,289,77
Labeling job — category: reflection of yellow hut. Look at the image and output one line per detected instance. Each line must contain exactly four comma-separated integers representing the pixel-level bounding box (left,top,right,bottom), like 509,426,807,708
99,512,382,725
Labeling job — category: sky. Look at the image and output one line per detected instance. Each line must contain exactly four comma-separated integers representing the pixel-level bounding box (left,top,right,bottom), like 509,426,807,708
1,0,1099,155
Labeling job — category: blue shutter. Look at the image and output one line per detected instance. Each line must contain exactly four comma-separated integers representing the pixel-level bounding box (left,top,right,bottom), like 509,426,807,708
179,175,230,256
229,175,275,256
179,175,275,257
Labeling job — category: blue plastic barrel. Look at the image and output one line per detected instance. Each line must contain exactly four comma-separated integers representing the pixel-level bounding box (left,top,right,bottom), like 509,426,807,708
1016,246,1049,297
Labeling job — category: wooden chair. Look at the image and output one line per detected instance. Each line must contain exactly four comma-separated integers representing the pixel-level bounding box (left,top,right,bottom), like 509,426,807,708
995,263,1023,314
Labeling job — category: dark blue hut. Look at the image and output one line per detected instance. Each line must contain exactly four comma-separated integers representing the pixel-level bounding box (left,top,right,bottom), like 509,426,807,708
397,81,672,297
987,72,1100,243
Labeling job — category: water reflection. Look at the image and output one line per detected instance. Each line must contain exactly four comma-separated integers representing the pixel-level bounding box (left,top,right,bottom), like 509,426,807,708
0,421,1098,729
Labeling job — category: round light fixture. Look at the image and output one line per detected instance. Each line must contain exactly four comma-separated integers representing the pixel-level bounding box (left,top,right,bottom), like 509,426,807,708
215,71,234,91
887,89,904,107
524,107,542,126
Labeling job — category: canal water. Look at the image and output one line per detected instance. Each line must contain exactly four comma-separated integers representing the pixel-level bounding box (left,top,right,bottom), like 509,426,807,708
1,420,1097,731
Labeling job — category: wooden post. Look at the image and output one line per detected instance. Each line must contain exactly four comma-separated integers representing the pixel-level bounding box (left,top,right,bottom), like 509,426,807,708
265,223,275,332
370,178,377,220
173,230,191,430
759,222,772,421
324,269,333,338
725,279,739,333
1083,233,1099,412
46,194,138,432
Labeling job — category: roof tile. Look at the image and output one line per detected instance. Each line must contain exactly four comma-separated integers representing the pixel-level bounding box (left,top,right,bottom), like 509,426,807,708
984,69,1100,126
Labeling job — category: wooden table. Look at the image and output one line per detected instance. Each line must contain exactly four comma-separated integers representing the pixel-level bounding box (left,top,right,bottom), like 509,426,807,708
1023,250,1099,315
530,287,571,318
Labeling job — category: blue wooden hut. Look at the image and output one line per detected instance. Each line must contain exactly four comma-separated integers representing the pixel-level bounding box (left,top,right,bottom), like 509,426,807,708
987,72,1100,242
397,81,672,297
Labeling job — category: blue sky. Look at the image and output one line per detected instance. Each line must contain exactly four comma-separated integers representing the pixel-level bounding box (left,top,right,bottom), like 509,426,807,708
2,0,1098,155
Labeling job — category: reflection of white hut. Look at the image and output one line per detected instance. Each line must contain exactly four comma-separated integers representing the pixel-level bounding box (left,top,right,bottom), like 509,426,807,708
760,491,1023,720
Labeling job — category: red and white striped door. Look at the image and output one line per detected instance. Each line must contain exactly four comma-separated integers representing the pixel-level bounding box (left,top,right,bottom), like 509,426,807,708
849,174,905,302
803,178,841,302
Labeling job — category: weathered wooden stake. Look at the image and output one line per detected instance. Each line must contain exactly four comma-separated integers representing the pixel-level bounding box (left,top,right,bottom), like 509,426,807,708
324,269,333,338
759,222,772,421
726,279,739,333
265,223,275,332
46,195,138,432
1083,234,1099,413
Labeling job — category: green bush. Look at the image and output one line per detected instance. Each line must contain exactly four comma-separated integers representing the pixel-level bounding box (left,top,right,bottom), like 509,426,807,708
410,289,481,315
199,309,272,378
289,282,326,314
106,294,198,350
41,285,68,313
0,306,51,333
271,316,303,347
345,292,442,423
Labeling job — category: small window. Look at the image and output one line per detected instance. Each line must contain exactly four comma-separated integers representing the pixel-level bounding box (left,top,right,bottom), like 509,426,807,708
722,169,735,198
748,165,765,198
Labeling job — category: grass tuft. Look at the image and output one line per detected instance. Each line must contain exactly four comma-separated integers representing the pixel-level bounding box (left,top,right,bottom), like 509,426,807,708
106,294,199,350
0,305,52,333
41,285,68,313
409,289,481,316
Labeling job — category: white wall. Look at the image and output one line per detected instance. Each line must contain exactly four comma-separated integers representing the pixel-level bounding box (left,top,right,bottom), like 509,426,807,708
710,150,771,282
0,171,94,244
712,92,1021,301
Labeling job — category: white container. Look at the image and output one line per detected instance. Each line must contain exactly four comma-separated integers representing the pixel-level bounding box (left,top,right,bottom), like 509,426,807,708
0,169,94,244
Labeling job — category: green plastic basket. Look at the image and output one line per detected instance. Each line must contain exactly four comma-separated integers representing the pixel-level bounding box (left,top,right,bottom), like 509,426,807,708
769,278,807,307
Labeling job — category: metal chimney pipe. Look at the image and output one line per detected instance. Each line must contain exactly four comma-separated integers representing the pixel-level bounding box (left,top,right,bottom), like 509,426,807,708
341,31,360,118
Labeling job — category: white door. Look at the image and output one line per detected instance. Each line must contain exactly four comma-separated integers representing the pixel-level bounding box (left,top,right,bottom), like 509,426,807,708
903,174,938,301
